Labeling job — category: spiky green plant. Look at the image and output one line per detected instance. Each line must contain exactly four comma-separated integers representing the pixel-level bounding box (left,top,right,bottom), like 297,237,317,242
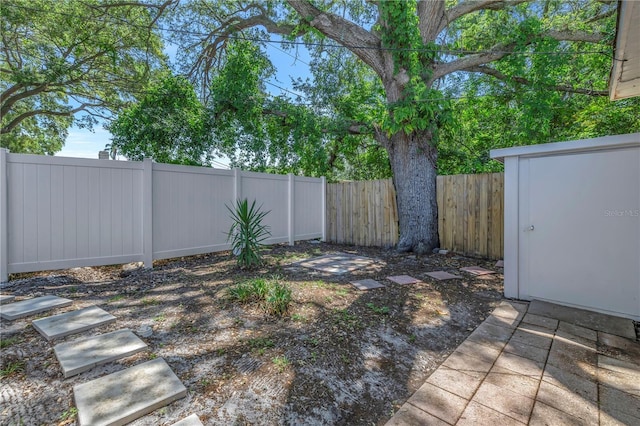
226,199,271,268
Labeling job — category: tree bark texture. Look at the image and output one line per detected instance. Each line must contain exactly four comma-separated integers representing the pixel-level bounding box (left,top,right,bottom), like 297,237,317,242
381,129,439,254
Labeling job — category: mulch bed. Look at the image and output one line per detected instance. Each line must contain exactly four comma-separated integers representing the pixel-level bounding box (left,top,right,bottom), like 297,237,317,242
1,241,504,425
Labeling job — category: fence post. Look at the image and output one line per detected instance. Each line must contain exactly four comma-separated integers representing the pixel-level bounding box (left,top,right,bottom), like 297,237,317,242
143,158,153,269
321,176,327,242
233,168,242,202
288,173,295,246
0,149,8,282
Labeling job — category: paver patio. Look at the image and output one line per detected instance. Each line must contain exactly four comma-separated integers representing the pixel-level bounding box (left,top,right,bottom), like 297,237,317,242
387,300,640,425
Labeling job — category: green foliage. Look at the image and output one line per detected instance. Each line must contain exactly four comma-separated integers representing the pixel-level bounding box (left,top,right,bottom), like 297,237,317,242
227,277,292,317
265,282,292,316
59,407,78,422
366,302,390,315
108,73,213,165
0,0,165,154
271,355,290,372
226,199,271,268
0,336,21,349
0,361,24,378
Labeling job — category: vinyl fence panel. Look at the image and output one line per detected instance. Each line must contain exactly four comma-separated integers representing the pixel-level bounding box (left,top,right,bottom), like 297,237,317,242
151,163,236,260
4,154,144,273
0,150,325,281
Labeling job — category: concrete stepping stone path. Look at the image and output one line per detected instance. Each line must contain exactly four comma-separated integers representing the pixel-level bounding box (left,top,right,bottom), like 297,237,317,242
387,275,421,285
0,294,15,303
54,329,148,378
74,357,187,426
425,271,462,281
172,414,205,426
0,295,72,320
460,266,495,276
350,279,385,290
32,305,116,341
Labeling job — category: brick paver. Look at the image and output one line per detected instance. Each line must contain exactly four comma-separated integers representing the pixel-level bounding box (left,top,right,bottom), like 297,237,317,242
385,300,640,425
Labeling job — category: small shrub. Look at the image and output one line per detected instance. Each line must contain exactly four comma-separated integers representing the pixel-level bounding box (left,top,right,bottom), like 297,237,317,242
226,199,271,268
228,277,292,317
264,282,292,316
227,281,255,303
250,278,269,299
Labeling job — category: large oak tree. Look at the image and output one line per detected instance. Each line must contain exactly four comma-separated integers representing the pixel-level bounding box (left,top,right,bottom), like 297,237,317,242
176,0,616,253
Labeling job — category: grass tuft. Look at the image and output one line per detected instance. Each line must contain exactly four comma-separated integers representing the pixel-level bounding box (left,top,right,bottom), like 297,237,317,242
228,277,292,317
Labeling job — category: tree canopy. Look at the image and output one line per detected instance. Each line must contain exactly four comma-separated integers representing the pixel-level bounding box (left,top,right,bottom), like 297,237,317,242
164,0,634,252
0,0,167,154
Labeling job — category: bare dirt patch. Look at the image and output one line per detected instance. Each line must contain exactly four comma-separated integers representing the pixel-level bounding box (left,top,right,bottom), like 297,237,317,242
1,242,504,425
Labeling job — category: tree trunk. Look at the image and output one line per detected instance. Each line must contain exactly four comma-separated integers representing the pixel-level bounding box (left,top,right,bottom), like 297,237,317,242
381,129,439,254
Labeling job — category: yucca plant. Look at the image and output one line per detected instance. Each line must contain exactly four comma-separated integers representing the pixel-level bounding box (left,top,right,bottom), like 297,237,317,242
226,199,271,268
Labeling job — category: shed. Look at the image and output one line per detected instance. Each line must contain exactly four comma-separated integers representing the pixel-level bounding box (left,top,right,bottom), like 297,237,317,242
490,133,640,320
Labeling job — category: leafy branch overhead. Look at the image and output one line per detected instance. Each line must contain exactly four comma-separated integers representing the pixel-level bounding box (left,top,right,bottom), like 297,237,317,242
172,0,630,253
0,0,167,153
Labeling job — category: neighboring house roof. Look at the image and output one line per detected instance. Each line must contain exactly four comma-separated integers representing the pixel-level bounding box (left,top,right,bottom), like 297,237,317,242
610,0,640,100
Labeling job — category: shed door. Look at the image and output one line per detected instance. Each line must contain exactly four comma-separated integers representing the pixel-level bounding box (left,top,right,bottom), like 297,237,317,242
519,148,640,319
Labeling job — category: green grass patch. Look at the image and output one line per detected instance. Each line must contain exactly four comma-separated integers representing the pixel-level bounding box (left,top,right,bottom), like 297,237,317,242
0,361,25,378
0,336,21,349
272,355,290,372
366,302,390,315
228,277,292,317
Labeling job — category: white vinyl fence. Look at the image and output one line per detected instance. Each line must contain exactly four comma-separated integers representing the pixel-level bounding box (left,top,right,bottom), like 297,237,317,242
0,150,325,281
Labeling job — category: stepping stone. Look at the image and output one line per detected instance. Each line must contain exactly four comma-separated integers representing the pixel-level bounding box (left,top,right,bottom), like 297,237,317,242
0,295,72,320
0,294,15,303
387,275,421,285
74,357,186,426
54,329,147,378
350,279,384,291
33,305,116,341
296,253,376,274
425,271,462,281
460,266,495,276
172,414,204,426
495,260,504,268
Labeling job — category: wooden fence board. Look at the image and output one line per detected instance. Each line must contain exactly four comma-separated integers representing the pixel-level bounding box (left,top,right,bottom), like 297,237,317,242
326,173,504,258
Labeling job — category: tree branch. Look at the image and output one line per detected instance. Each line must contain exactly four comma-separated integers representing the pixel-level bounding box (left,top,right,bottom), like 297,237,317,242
1,104,90,134
1,85,49,117
468,65,608,96
432,27,607,81
285,0,385,76
545,30,606,44
432,42,516,81
439,0,529,35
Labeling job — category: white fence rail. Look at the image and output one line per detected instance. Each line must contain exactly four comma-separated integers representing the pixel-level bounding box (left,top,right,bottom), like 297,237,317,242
0,150,325,281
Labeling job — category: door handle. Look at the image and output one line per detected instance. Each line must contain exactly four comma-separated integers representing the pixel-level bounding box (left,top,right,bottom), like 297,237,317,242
524,225,534,232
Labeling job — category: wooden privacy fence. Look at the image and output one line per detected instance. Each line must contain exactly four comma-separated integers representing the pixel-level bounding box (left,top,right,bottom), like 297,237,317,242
326,179,399,247
437,173,504,259
325,173,504,259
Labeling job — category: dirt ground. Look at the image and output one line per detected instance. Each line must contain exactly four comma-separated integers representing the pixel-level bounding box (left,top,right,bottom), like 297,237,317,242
0,242,504,426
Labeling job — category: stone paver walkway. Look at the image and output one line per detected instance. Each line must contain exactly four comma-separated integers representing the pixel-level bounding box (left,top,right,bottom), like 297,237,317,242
387,300,640,425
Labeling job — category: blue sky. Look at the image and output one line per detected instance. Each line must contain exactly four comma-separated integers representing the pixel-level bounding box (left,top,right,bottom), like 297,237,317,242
58,40,312,162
